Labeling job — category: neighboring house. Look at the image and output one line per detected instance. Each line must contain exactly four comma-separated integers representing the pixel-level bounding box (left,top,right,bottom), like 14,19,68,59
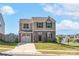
0,13,5,40
5,33,18,42
19,16,56,43
74,34,79,42
61,36,70,44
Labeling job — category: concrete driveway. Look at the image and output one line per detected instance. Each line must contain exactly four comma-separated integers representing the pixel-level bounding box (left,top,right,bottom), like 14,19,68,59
2,43,41,56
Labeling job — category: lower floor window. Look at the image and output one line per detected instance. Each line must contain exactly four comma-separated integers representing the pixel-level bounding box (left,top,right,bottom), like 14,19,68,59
22,33,30,36
47,32,51,38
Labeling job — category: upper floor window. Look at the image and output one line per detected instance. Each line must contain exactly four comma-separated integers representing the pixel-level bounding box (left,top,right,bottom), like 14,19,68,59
37,22,43,28
46,22,52,28
23,24,29,29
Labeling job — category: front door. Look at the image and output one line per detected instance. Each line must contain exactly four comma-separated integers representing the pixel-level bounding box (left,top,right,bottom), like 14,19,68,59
38,35,42,41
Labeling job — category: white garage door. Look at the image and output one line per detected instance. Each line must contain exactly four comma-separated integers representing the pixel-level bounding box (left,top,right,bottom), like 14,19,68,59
21,36,31,43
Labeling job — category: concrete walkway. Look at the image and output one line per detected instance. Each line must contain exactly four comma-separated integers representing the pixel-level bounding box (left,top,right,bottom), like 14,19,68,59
2,43,41,56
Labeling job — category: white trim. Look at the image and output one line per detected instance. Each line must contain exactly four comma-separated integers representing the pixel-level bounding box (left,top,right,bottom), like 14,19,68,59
33,30,55,32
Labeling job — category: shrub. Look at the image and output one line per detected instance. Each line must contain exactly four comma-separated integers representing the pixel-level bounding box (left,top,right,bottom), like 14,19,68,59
56,36,62,44
48,38,52,43
15,38,19,43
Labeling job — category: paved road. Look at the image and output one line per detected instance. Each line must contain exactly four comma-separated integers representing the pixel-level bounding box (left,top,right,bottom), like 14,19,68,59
2,43,41,56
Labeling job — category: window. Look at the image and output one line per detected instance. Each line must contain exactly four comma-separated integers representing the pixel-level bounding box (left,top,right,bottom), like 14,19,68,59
47,32,52,38
23,24,29,29
22,33,26,36
46,22,52,28
37,22,43,28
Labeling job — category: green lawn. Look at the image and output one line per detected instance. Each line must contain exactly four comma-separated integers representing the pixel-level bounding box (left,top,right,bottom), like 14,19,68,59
35,43,79,55
0,41,18,52
65,42,79,46
35,43,79,50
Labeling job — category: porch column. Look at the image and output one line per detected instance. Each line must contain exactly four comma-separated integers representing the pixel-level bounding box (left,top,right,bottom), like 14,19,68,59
42,32,47,42
33,32,38,42
51,31,56,42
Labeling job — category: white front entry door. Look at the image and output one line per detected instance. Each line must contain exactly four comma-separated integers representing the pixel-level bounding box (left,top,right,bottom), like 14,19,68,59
21,36,31,43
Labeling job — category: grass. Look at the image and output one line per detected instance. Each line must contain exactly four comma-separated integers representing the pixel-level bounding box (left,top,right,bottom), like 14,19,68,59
0,40,18,52
35,43,79,50
65,42,79,46
35,43,79,55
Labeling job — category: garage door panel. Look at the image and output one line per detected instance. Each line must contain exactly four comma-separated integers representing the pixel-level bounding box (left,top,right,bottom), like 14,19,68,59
21,36,31,43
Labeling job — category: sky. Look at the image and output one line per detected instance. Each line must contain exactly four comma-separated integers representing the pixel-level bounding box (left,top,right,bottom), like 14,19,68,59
0,3,79,35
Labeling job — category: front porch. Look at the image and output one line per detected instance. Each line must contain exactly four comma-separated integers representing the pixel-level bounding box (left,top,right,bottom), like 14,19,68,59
33,31,56,42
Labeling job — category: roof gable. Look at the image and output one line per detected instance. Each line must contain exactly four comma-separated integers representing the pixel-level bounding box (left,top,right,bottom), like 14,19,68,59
45,16,56,23
32,16,56,23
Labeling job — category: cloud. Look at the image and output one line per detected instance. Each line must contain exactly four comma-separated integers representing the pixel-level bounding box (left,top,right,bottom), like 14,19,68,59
42,4,79,31
56,20,79,30
42,4,79,17
0,6,15,15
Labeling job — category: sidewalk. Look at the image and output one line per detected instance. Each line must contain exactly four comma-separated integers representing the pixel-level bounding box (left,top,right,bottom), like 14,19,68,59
38,50,79,52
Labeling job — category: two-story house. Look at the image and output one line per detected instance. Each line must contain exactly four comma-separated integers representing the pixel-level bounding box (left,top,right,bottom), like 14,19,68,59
19,16,56,43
